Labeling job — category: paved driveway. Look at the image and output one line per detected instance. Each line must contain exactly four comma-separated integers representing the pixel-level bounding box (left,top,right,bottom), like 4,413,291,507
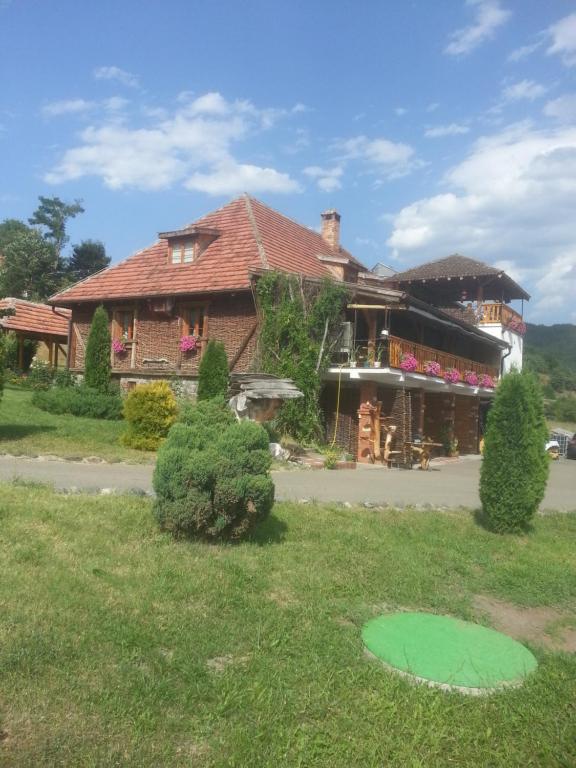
0,454,573,512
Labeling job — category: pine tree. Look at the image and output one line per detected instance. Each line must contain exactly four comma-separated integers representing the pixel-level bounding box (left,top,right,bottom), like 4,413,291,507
480,371,549,533
84,306,112,393
197,341,229,401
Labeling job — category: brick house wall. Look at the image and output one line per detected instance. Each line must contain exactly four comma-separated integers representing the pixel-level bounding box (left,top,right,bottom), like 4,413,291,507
68,291,258,381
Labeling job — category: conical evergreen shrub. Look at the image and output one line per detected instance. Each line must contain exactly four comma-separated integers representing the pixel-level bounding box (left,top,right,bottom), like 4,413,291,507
197,340,229,401
480,371,549,532
84,305,112,393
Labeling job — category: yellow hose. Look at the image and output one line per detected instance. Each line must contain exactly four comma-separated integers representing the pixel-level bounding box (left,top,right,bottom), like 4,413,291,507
330,364,344,448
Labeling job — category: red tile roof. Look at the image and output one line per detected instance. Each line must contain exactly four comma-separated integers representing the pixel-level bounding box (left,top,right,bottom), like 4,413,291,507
0,298,70,338
49,196,366,305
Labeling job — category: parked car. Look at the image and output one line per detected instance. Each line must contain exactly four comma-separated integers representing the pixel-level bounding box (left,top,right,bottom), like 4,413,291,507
567,433,576,460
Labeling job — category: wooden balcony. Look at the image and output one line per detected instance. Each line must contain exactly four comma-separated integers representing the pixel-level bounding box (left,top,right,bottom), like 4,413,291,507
477,302,522,326
388,336,499,380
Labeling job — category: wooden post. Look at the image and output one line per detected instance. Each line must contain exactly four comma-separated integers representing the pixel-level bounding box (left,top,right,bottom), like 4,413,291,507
18,334,24,370
47,339,53,367
363,310,377,364
418,388,425,437
54,342,59,368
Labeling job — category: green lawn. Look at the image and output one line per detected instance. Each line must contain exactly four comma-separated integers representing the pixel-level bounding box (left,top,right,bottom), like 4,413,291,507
1,484,575,767
0,386,153,463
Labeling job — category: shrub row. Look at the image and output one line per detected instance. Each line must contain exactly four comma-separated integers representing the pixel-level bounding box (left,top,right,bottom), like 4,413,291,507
32,385,123,420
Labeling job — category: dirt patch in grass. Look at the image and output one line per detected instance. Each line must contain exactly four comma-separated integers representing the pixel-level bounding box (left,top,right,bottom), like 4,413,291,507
473,594,576,652
206,654,251,673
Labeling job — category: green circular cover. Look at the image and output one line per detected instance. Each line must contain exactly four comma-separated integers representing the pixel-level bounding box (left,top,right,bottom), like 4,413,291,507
362,612,537,689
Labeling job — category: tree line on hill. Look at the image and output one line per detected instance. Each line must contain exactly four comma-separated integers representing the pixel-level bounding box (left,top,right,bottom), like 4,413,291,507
0,196,110,302
524,323,576,423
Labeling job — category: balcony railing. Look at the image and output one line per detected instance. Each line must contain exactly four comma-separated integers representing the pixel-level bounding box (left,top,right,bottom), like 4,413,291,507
477,303,522,326
336,336,499,381
387,336,499,379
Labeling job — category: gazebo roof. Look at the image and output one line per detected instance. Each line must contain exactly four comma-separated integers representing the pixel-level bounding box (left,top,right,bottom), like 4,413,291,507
0,298,70,340
386,254,530,302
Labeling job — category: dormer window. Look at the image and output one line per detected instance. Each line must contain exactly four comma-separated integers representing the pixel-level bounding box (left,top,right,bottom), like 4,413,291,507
171,240,195,264
160,224,221,267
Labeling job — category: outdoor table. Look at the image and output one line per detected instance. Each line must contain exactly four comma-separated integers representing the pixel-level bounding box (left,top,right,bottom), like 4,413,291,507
405,441,443,470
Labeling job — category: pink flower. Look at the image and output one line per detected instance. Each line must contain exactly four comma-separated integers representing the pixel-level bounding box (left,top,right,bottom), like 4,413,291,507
424,360,441,377
400,353,418,372
444,368,461,384
112,339,125,354
464,370,479,386
180,335,197,353
479,374,495,388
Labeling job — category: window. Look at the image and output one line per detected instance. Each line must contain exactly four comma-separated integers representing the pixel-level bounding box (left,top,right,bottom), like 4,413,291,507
181,305,206,338
171,240,195,264
113,309,135,340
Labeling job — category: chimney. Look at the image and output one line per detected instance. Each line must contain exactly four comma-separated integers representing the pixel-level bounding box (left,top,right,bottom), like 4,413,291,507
321,209,341,250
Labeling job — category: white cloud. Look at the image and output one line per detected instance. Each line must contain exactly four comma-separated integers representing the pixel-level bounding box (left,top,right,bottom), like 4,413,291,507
42,99,95,117
387,122,576,320
508,39,543,62
425,123,470,138
185,162,300,195
337,135,418,178
303,165,343,192
445,0,511,56
45,91,300,196
501,79,547,102
426,102,440,113
547,12,576,67
93,66,139,88
544,94,576,123
394,107,407,116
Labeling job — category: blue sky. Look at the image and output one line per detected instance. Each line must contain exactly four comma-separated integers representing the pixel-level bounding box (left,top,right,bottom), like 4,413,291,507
1,0,575,322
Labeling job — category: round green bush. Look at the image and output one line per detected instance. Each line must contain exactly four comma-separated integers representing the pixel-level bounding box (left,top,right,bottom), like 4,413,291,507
153,401,274,541
121,381,178,451
480,371,549,533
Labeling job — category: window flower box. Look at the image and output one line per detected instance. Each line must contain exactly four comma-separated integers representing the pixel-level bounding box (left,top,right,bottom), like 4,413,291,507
423,360,441,377
464,370,479,386
444,367,461,384
179,335,198,353
400,353,418,372
479,373,495,388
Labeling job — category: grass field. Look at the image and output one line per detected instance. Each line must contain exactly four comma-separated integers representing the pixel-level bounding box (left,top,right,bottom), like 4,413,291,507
1,483,575,767
0,386,153,463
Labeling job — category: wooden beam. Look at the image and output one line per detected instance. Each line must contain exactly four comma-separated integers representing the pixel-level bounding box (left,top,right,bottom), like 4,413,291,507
347,304,405,310
228,321,258,372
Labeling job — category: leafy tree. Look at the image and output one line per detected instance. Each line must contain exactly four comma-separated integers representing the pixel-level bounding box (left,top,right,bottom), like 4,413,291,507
197,340,229,401
480,371,549,533
0,219,32,253
28,195,84,259
0,230,60,300
68,240,110,282
84,305,112,393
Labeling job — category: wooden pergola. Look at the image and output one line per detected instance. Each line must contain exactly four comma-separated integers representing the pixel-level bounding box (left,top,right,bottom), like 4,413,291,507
0,298,71,368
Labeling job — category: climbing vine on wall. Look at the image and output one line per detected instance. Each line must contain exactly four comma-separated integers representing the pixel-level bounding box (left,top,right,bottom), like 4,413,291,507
255,271,349,441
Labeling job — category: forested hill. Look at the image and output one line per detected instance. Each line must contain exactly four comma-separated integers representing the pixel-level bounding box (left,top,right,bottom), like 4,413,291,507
525,324,576,373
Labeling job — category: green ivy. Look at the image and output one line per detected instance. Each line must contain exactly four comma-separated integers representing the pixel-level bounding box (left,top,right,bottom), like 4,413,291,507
255,272,348,442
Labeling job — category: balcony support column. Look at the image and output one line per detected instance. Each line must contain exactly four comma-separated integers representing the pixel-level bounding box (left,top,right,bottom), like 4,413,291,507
362,309,377,365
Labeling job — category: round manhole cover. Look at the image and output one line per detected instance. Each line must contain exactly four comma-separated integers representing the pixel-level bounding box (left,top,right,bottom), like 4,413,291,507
362,612,537,693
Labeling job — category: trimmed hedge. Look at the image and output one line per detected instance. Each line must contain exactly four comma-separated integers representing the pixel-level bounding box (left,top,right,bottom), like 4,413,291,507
153,399,274,541
32,385,123,420
121,381,178,451
480,371,549,533
84,305,112,393
197,340,229,401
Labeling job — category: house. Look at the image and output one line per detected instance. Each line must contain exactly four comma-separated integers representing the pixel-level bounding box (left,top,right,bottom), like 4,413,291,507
49,195,529,463
0,297,70,368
